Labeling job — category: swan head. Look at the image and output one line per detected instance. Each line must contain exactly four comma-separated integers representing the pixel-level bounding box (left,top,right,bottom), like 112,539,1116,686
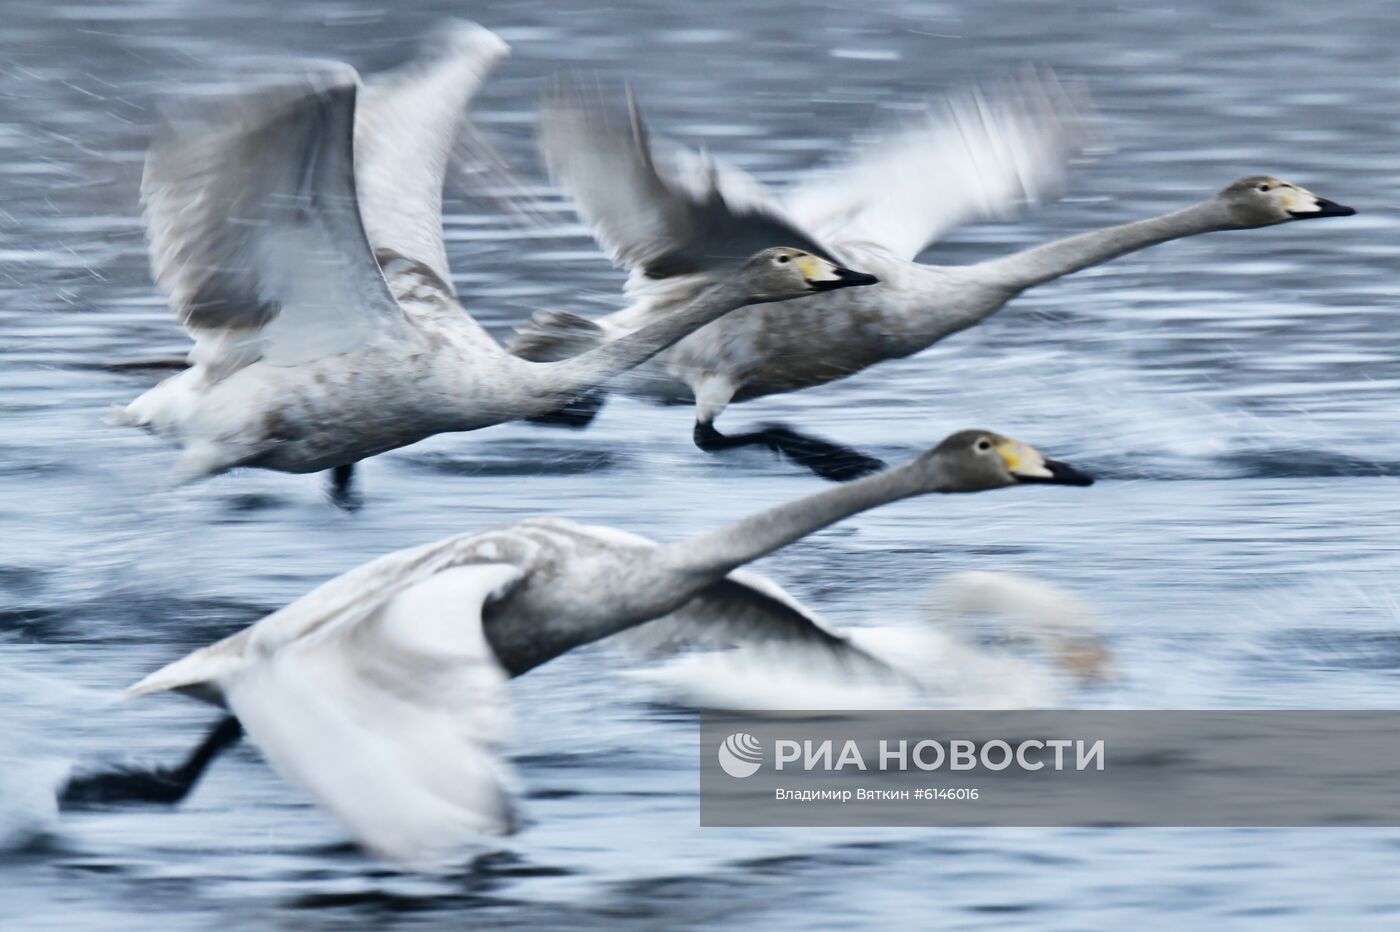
920,430,1094,492
1217,176,1355,227
739,247,879,302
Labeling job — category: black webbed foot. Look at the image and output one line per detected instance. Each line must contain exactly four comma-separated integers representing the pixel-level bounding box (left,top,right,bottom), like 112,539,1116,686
60,716,243,809
694,421,886,482
326,463,362,511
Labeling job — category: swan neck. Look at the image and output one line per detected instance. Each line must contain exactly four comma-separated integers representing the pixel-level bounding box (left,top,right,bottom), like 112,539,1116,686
667,460,934,579
982,199,1235,293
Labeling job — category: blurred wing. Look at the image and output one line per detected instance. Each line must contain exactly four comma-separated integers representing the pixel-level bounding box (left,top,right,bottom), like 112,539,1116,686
126,532,501,699
125,541,525,867
142,66,403,376
785,72,1092,261
225,562,524,867
610,569,874,661
539,83,836,281
355,21,510,300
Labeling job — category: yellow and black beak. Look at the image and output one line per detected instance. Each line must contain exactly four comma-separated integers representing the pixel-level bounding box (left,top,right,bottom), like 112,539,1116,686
996,439,1094,487
1281,186,1356,220
1289,196,1356,219
793,254,879,292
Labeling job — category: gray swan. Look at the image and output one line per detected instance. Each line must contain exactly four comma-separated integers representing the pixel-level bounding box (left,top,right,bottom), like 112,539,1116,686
115,24,876,505
62,429,1091,868
513,80,1355,479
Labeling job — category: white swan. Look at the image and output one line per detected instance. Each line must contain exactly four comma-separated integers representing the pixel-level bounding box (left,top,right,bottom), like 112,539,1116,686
619,570,1110,710
63,429,1091,867
514,79,1356,479
115,24,877,505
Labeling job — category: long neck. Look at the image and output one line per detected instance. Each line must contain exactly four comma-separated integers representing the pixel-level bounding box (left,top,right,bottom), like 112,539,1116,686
662,459,933,580
978,199,1238,294
543,279,753,397
493,459,937,678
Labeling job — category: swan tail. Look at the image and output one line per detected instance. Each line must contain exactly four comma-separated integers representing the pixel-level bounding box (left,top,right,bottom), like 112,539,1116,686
123,641,245,700
105,403,142,428
168,446,229,484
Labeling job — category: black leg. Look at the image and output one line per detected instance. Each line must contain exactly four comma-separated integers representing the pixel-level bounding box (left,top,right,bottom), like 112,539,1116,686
525,388,608,429
694,421,886,482
60,715,244,808
326,463,362,511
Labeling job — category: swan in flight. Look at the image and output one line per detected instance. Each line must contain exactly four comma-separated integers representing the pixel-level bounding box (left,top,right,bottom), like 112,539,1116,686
513,79,1356,480
618,570,1111,710
115,24,877,506
61,429,1091,868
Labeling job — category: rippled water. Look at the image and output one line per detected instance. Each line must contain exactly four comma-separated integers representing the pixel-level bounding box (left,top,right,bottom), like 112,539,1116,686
4,0,1400,927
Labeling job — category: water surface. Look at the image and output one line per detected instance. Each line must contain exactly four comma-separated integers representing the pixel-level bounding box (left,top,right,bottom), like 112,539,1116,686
3,0,1400,927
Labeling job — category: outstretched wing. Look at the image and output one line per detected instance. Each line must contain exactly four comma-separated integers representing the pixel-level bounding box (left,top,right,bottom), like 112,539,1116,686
610,570,908,709
784,71,1092,261
128,548,525,868
355,21,510,301
125,532,529,867
142,65,404,376
228,563,523,868
538,83,836,282
610,569,882,666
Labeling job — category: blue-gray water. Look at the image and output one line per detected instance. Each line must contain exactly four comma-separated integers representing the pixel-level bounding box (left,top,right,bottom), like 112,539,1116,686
3,0,1399,927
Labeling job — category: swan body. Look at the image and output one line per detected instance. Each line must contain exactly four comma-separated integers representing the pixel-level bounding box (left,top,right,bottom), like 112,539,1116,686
124,321,531,478
81,429,1092,866
516,80,1355,473
117,25,876,490
119,25,515,481
580,251,997,411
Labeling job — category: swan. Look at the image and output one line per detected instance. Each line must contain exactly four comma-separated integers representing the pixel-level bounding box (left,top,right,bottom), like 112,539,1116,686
513,79,1356,479
61,429,1092,867
617,570,1111,710
115,25,877,506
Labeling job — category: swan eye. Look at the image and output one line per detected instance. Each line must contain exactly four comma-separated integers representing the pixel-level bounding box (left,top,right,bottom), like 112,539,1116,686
975,438,992,452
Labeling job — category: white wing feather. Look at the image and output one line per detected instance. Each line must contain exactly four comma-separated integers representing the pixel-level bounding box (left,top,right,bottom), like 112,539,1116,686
354,22,510,297
141,65,404,376
126,533,494,698
226,564,522,867
125,540,525,867
785,72,1092,261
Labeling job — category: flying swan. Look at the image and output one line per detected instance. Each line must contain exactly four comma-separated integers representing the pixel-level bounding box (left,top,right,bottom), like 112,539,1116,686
61,429,1092,867
115,24,876,506
513,79,1355,479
